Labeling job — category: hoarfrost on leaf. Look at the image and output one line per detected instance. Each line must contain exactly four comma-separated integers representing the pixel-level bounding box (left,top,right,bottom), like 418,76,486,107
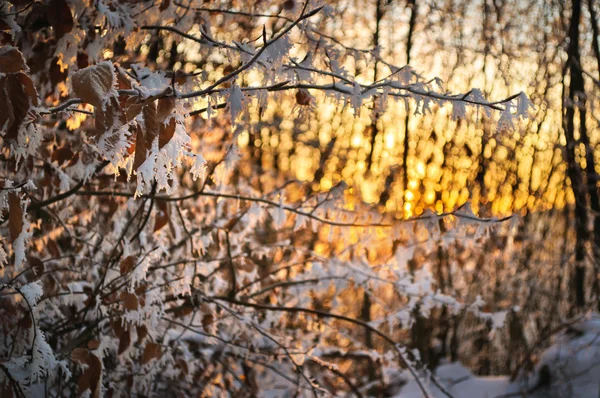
228,83,245,124
516,91,535,119
20,281,43,306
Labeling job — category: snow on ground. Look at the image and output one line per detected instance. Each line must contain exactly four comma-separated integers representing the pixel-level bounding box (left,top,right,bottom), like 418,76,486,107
395,315,600,398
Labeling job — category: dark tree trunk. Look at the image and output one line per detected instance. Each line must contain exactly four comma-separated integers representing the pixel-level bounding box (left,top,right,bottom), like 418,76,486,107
401,0,418,198
564,0,589,308
586,0,600,311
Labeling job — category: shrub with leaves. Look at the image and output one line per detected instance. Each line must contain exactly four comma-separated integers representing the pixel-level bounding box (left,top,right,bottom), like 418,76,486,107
0,1,530,396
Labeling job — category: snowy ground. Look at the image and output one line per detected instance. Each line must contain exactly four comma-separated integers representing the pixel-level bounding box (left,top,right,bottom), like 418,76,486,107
395,315,600,398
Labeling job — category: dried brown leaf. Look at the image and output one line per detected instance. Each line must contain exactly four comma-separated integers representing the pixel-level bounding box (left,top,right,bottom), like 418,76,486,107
201,314,214,333
158,117,176,149
118,328,131,355
51,143,75,165
49,56,68,85
123,292,139,311
47,0,73,39
0,46,27,74
120,95,144,124
159,0,170,11
116,66,132,89
112,320,125,337
0,72,39,140
8,192,23,243
93,97,120,138
26,256,45,282
137,325,148,343
0,380,14,398
71,347,90,365
77,52,89,69
142,101,159,143
133,102,159,169
156,96,175,122
154,218,168,234
78,352,102,398
283,0,295,10
132,125,147,170
46,238,60,258
71,62,115,108
176,358,189,379
18,312,32,329
295,88,312,106
119,256,136,275
126,125,138,155
141,342,161,365
87,339,100,350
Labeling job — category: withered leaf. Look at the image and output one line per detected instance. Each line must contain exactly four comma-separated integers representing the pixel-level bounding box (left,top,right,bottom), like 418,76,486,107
18,312,32,329
26,256,45,281
158,117,176,149
133,102,159,170
295,88,312,105
47,0,74,40
115,66,132,90
71,347,90,365
71,62,115,108
0,72,39,140
51,143,75,165
132,125,147,170
49,56,68,85
154,216,168,232
22,3,50,34
46,238,61,258
119,95,144,124
283,0,296,10
8,192,23,243
159,0,170,11
87,339,100,350
77,52,89,69
112,319,125,337
123,292,139,311
134,284,147,296
93,96,119,137
118,328,131,355
0,380,14,398
126,124,137,155
119,255,136,275
176,358,189,378
201,313,214,333
137,324,148,343
141,342,161,365
78,352,102,398
0,46,27,74
156,96,176,122
142,101,159,143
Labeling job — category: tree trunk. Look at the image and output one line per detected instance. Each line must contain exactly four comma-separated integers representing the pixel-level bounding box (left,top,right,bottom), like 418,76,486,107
586,0,600,310
564,0,589,308
401,0,418,200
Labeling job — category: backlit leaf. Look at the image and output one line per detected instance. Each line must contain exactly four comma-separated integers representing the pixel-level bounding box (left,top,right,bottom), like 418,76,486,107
71,62,116,108
0,46,27,73
8,192,23,243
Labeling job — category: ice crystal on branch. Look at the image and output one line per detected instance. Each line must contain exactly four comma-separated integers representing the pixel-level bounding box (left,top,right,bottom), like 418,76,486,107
0,1,531,396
